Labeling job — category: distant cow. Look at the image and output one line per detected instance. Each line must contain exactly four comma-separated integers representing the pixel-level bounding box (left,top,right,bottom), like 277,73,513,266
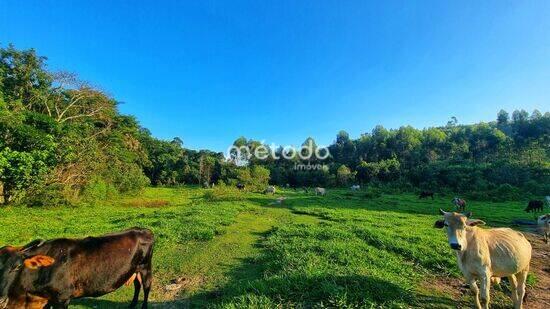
269,197,286,206
546,196,550,207
537,214,549,244
236,183,245,190
419,191,434,199
315,187,326,196
350,185,360,191
434,210,531,309
264,186,276,195
525,200,543,213
0,228,154,309
452,197,467,212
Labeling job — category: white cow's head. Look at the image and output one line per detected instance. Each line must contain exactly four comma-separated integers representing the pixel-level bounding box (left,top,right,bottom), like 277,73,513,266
434,209,485,251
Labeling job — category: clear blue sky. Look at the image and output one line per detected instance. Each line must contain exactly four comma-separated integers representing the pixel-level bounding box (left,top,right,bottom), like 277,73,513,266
1,1,549,152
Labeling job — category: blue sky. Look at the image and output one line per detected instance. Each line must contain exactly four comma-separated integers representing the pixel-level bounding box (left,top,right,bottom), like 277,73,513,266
1,1,549,152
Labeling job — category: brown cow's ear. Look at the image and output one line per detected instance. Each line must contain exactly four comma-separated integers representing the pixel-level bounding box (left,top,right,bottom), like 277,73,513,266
467,219,485,226
0,246,23,255
434,220,445,228
23,255,55,269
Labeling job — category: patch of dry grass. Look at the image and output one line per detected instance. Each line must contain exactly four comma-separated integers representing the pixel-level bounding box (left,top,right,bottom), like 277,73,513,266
123,199,170,208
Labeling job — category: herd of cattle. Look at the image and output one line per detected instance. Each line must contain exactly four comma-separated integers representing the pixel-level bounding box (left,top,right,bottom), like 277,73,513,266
1,190,549,309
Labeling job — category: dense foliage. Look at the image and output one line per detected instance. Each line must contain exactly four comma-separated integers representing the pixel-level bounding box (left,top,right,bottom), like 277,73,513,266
254,113,550,198
0,45,264,205
0,45,153,205
1,45,548,205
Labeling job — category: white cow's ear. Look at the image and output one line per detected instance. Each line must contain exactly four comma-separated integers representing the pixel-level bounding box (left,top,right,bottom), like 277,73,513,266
467,219,485,226
439,209,446,215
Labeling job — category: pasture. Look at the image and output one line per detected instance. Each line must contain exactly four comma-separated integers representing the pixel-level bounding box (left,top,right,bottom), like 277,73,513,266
1,187,548,308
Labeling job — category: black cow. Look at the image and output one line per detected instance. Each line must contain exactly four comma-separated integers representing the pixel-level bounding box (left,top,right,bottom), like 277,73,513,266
419,191,435,199
525,200,544,213
0,228,154,309
236,183,245,190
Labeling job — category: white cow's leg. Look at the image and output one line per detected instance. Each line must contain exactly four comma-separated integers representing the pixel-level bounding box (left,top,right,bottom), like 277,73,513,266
480,273,491,309
508,274,519,306
467,276,482,309
515,267,529,309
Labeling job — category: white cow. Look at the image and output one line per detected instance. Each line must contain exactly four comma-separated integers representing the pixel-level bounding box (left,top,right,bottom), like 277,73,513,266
269,197,286,206
537,214,549,244
264,185,276,195
314,187,326,196
434,210,531,309
350,185,360,191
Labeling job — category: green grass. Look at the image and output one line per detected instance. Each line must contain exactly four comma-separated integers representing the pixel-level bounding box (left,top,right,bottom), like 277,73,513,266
0,187,537,308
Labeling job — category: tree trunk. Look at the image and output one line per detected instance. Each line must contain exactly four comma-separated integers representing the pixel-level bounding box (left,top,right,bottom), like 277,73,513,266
0,181,4,204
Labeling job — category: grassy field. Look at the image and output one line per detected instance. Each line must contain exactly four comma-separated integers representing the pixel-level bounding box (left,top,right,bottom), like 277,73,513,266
0,186,546,308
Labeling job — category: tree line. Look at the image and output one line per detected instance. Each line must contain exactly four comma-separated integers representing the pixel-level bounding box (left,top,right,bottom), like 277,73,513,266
1,45,548,205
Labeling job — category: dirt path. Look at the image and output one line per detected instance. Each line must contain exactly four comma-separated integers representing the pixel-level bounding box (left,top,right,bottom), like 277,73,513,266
524,233,550,309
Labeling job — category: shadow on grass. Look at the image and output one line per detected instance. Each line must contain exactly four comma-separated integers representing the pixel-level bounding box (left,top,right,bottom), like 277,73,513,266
72,298,185,308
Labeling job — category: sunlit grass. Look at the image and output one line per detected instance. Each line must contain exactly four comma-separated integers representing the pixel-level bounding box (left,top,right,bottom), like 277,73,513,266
0,187,533,308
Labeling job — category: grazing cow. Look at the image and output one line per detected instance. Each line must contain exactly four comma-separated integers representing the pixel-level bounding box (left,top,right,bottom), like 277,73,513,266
419,191,434,199
434,210,531,309
524,200,543,213
315,187,326,196
350,185,360,191
537,214,549,244
264,185,276,195
452,197,467,212
0,228,154,309
236,183,245,190
268,197,286,206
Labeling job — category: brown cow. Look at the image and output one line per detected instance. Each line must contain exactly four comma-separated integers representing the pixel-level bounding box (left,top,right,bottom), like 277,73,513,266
419,191,434,199
0,228,154,309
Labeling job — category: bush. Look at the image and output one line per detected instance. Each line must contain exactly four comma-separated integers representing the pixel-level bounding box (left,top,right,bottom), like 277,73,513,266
364,187,382,199
466,184,525,202
203,183,245,202
81,176,118,203
22,183,72,207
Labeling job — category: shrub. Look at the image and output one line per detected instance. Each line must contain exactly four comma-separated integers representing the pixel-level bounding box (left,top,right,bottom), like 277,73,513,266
364,187,382,199
81,176,118,203
203,183,245,202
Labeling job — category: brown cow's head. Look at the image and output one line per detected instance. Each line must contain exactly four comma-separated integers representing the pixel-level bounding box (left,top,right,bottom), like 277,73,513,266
0,240,53,306
434,209,485,251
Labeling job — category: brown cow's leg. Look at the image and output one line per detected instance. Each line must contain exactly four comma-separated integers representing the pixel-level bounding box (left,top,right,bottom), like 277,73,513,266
140,269,152,309
130,275,141,308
